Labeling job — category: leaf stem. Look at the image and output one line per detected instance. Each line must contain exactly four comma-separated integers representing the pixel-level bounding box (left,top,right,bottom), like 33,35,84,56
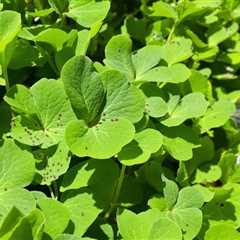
53,181,59,200
104,165,126,219
167,23,177,44
48,185,55,199
3,65,10,92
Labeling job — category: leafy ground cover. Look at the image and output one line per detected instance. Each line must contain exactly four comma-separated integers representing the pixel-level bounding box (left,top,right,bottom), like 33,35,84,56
0,0,240,239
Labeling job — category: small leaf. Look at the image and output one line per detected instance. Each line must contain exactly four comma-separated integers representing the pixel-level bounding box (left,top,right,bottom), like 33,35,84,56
118,128,163,166
199,99,235,133
145,97,168,118
104,34,135,80
175,187,204,209
138,64,191,84
132,45,162,79
162,175,179,209
101,70,145,123
159,37,193,65
161,125,200,161
161,93,209,127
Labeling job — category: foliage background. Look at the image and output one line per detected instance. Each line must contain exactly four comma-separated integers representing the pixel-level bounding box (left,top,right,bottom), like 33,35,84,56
0,0,240,239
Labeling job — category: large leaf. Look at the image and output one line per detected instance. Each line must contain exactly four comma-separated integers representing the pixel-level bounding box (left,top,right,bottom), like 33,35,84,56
0,10,21,67
0,188,36,218
63,192,101,236
66,1,110,28
38,198,70,238
61,56,105,122
5,79,76,148
60,159,119,208
65,118,134,159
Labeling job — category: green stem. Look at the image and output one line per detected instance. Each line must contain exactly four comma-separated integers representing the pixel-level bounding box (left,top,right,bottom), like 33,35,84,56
104,165,126,218
53,181,59,200
48,185,55,199
2,63,10,91
167,23,177,44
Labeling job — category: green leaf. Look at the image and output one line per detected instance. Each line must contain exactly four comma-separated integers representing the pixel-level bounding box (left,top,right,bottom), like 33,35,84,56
6,208,45,240
132,45,162,80
138,64,191,84
61,159,119,208
175,187,204,209
188,70,209,95
199,99,236,133
66,1,110,28
117,209,182,240
118,128,163,166
149,216,182,240
0,10,21,67
159,37,193,65
35,141,70,185
194,165,222,184
151,1,178,19
38,198,70,238
104,34,135,80
63,192,101,236
48,0,68,14
205,223,240,240
162,175,179,209
28,8,55,17
4,84,36,115
100,70,145,123
208,23,239,47
145,97,168,118
161,125,200,161
55,234,93,240
0,139,35,191
171,208,202,240
9,39,39,70
0,207,23,239
5,79,76,148
117,209,161,240
0,188,36,217
35,28,68,51
65,118,134,159
61,56,105,122
161,93,208,127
